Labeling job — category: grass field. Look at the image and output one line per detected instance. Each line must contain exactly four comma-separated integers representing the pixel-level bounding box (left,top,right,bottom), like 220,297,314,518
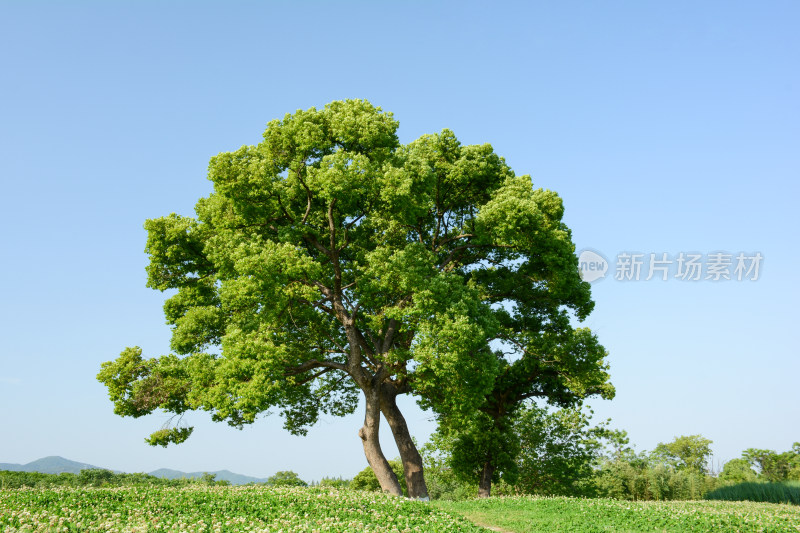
436,495,800,532
3,486,800,532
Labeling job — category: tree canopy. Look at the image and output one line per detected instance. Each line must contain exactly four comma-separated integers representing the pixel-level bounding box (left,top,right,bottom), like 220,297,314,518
97,99,610,499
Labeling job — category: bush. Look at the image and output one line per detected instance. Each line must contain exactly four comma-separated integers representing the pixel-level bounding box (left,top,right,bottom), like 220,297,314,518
77,469,117,487
350,460,406,496
266,471,307,487
418,433,476,500
719,458,758,484
705,481,800,505
318,476,350,489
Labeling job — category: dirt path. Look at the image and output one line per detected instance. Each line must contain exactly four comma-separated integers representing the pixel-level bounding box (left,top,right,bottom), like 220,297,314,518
473,524,516,533
462,514,517,533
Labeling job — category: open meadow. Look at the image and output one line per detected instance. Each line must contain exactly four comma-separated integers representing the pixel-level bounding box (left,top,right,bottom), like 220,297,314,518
2,486,800,532
436,495,800,532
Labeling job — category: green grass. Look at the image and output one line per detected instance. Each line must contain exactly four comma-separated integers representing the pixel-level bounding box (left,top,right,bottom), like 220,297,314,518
435,495,800,532
705,481,800,505
0,485,486,532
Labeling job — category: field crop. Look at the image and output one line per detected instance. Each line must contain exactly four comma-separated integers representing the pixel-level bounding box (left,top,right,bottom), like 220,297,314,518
0,485,485,532
5,486,800,532
436,495,800,532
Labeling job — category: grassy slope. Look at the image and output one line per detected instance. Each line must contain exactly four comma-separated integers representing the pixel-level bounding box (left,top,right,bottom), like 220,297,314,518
435,495,800,533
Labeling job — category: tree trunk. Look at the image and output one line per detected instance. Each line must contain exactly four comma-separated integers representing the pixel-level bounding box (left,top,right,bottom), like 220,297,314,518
358,386,403,497
380,385,429,500
478,462,495,498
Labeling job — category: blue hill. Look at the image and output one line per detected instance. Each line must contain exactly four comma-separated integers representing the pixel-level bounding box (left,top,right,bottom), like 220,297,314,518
0,456,268,485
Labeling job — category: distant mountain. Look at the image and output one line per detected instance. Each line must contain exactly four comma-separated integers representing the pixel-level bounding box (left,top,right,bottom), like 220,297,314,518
0,456,268,485
148,468,268,485
0,456,108,474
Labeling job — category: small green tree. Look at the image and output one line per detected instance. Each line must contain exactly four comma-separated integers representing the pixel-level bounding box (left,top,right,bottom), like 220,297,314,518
419,431,476,500
719,458,757,484
651,435,713,474
266,470,307,487
593,432,652,500
198,472,230,486
512,403,611,496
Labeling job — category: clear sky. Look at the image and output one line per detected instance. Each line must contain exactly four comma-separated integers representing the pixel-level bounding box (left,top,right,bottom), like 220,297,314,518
1,1,798,481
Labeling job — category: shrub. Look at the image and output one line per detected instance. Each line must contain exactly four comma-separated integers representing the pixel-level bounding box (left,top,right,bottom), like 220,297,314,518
705,481,800,505
318,476,350,489
265,471,307,487
719,458,758,484
350,460,406,496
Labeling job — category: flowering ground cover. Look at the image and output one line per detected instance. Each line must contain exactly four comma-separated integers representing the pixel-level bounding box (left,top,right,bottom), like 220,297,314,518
4,486,800,532
435,495,800,532
0,485,485,532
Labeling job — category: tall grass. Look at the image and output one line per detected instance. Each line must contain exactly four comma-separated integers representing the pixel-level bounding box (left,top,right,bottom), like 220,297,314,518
705,482,800,505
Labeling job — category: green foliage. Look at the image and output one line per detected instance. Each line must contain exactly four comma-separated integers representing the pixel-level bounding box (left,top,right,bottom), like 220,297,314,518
447,410,520,487
705,482,800,505
424,404,617,499
719,458,758,484
77,469,117,487
0,469,203,489
743,444,800,482
511,403,611,497
594,458,716,501
145,427,194,447
351,460,407,496
592,434,717,501
317,476,350,489
265,470,307,487
651,435,714,474
199,472,231,486
419,433,477,500
435,495,800,532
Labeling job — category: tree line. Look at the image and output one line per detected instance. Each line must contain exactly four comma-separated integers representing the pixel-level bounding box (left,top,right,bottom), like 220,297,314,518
355,404,800,502
0,469,314,490
5,409,796,502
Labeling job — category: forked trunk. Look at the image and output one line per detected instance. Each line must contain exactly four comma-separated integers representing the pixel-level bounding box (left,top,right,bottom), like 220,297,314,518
380,385,429,500
478,462,495,498
358,386,403,496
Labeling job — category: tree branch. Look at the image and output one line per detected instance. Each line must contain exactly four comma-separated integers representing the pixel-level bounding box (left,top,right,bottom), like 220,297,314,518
287,359,348,375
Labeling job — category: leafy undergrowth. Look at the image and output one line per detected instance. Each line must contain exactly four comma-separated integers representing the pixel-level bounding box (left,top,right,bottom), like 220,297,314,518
435,495,800,532
0,485,486,532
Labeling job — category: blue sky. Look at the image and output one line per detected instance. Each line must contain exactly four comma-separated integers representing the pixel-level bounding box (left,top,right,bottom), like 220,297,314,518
1,1,798,481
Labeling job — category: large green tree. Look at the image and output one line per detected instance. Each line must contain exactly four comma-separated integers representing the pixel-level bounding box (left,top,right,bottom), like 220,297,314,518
97,99,605,499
